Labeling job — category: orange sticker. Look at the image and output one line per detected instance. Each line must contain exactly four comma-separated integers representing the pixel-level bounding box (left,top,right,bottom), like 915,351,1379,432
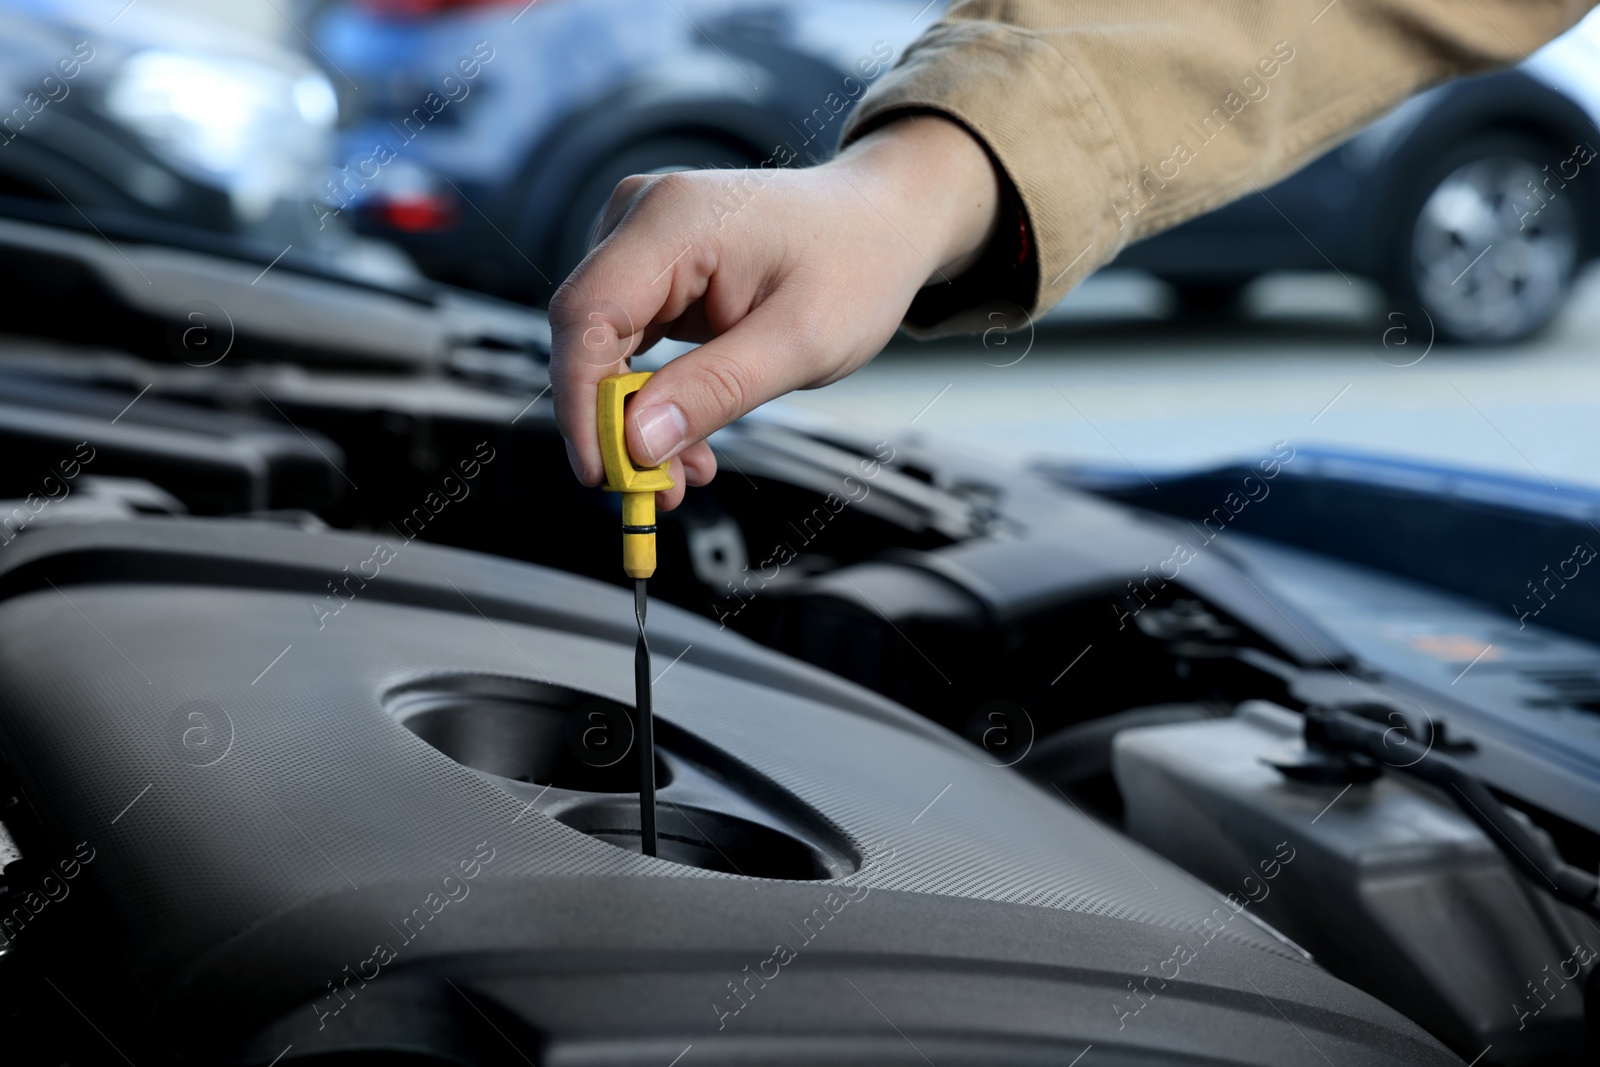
1409,634,1503,662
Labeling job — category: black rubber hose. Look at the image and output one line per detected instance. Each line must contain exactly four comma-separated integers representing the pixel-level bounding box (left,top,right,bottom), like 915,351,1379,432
1314,708,1599,918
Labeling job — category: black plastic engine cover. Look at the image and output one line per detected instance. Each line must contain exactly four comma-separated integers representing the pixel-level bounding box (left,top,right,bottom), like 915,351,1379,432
0,521,1459,1065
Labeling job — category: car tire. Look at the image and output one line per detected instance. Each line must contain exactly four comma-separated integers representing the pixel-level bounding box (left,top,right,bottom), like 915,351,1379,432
1385,131,1584,345
553,136,759,284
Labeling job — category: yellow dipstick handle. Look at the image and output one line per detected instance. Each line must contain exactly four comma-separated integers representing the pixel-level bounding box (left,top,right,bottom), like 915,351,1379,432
597,371,675,578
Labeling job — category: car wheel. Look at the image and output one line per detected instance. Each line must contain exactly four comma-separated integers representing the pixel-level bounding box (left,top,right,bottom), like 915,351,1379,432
1388,132,1582,345
554,136,760,284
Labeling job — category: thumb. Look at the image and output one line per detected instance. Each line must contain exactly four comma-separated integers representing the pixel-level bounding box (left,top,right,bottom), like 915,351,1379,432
623,294,820,468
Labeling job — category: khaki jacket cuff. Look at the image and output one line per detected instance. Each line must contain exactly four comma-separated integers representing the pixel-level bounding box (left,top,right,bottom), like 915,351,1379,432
840,20,1130,334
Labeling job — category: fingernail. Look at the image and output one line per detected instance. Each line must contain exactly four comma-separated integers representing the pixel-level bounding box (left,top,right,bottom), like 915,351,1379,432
563,437,586,481
634,403,688,465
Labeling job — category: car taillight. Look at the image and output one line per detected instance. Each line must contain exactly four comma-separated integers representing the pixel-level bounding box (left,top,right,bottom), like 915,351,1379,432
356,0,530,17
370,192,459,232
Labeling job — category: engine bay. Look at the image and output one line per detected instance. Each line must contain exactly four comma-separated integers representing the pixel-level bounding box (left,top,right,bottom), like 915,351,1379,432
0,214,1596,1065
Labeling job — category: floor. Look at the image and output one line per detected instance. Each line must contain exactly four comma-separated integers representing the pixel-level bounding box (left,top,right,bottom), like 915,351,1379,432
775,267,1600,492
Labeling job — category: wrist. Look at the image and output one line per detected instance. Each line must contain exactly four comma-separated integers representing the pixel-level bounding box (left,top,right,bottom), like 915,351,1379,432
833,113,1003,284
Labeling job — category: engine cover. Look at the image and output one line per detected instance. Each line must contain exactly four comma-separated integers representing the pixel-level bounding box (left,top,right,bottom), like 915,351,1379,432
0,520,1459,1065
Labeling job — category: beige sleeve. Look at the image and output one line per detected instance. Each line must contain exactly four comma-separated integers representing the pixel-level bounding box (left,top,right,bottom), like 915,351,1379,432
840,0,1596,332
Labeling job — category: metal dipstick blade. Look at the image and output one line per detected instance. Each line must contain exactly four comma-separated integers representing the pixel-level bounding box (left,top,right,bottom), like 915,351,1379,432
634,578,656,857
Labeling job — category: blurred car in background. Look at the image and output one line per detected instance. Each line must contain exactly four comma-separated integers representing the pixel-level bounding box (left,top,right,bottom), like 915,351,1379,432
312,0,931,301
317,0,1600,345
1114,12,1600,344
1,0,338,243
0,0,421,286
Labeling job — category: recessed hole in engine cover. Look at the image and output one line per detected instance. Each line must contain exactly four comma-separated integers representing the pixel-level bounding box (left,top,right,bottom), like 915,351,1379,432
387,674,860,881
386,674,666,794
553,797,832,879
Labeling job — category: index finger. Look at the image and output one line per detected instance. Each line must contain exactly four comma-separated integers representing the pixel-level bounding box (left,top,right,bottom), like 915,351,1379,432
549,291,640,486
548,198,708,486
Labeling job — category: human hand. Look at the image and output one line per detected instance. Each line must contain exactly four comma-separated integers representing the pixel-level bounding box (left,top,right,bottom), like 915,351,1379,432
549,114,1001,510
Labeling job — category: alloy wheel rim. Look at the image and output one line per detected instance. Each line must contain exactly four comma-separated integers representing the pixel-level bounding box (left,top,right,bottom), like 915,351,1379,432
1411,154,1578,341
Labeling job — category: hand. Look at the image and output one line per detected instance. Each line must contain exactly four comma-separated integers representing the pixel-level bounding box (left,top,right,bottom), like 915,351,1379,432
549,114,1001,509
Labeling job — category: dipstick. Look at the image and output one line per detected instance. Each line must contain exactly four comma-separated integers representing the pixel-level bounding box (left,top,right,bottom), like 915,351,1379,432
597,371,674,858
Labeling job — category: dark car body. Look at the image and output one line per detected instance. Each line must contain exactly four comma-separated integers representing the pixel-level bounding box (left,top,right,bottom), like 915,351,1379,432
1115,68,1600,295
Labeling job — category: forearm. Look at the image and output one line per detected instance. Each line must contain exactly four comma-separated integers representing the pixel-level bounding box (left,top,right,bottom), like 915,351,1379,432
844,0,1597,329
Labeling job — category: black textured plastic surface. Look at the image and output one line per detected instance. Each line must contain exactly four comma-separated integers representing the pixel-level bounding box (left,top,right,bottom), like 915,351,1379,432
0,521,1461,1065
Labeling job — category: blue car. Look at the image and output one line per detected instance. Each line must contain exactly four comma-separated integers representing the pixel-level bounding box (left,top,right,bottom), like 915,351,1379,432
316,1,1600,343
313,0,929,300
